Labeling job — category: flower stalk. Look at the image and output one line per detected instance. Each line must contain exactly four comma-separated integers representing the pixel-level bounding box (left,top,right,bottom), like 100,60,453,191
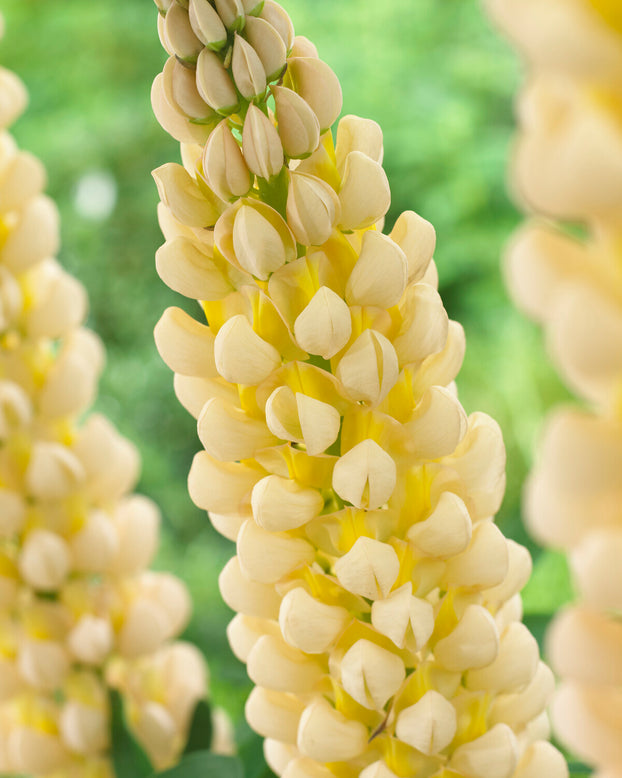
486,0,622,774
0,26,223,778
152,2,567,776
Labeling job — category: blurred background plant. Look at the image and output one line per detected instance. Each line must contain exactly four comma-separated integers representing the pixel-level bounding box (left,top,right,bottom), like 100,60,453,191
0,0,576,734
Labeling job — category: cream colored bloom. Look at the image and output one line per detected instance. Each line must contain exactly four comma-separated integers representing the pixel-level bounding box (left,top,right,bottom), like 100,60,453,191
152,1,563,776
489,1,622,775
0,37,208,778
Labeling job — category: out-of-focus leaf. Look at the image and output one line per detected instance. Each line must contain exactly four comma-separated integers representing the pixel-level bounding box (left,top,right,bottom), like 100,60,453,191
110,689,153,778
183,698,214,755
153,752,244,778
237,726,277,778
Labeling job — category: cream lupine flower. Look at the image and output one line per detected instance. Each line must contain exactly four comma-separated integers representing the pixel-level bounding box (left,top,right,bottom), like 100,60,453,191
486,1,622,775
0,30,218,778
152,2,565,776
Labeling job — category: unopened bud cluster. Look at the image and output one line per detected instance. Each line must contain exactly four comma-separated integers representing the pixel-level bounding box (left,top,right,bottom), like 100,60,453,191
152,2,566,776
487,1,622,775
0,55,210,777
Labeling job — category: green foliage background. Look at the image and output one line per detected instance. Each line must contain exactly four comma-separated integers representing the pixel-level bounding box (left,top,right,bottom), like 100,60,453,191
1,0,576,730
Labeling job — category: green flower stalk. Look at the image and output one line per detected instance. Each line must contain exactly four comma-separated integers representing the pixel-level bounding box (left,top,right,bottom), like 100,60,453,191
0,26,225,778
151,2,567,776
486,1,622,775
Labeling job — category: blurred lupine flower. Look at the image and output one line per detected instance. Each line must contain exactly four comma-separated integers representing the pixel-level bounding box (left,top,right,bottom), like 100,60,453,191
0,31,221,778
150,2,568,777
487,1,622,775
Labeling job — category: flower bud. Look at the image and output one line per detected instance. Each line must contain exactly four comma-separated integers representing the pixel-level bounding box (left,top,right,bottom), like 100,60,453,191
450,724,519,778
119,598,171,658
25,443,84,501
251,474,323,532
164,3,203,62
232,34,267,99
286,171,340,246
286,57,342,132
26,264,87,339
345,230,407,308
247,633,323,693
297,697,368,762
294,286,351,359
151,72,212,144
335,115,383,176
215,0,245,31
231,201,293,278
196,49,239,114
153,162,222,227
394,283,448,366
371,583,434,650
203,120,251,200
434,604,499,672
273,85,320,159
0,68,28,128
333,439,396,510
1,195,59,273
402,386,467,460
219,556,280,619
467,622,539,694
513,741,569,778
39,346,99,419
188,450,263,513
198,396,278,461
279,587,349,653
396,690,457,755
60,702,107,755
390,210,436,282
340,639,405,710
18,639,70,690
113,495,161,575
214,313,281,384
154,306,217,377
444,521,509,590
245,686,305,743
67,616,113,665
73,414,140,502
408,490,472,558
265,386,340,455
134,702,177,767
0,150,46,211
242,104,284,179
238,518,314,584
338,151,390,230
336,329,399,406
244,16,287,80
485,539,532,605
490,661,555,730
162,55,213,121
334,536,399,599
260,0,295,50
189,0,227,49
71,510,118,573
156,236,234,299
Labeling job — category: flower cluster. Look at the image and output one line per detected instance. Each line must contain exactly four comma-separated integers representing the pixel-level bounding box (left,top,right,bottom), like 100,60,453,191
152,1,567,776
487,0,622,774
0,47,211,778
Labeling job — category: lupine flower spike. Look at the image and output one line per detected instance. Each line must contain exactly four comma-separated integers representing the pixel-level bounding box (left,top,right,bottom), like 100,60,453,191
0,19,229,778
486,1,622,775
152,2,567,776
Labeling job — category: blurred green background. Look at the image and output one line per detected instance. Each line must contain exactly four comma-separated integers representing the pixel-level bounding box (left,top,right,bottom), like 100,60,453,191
1,0,576,730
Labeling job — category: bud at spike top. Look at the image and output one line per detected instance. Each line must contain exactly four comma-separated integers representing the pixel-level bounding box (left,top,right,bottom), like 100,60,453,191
152,1,565,777
0,18,233,777
487,1,622,777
